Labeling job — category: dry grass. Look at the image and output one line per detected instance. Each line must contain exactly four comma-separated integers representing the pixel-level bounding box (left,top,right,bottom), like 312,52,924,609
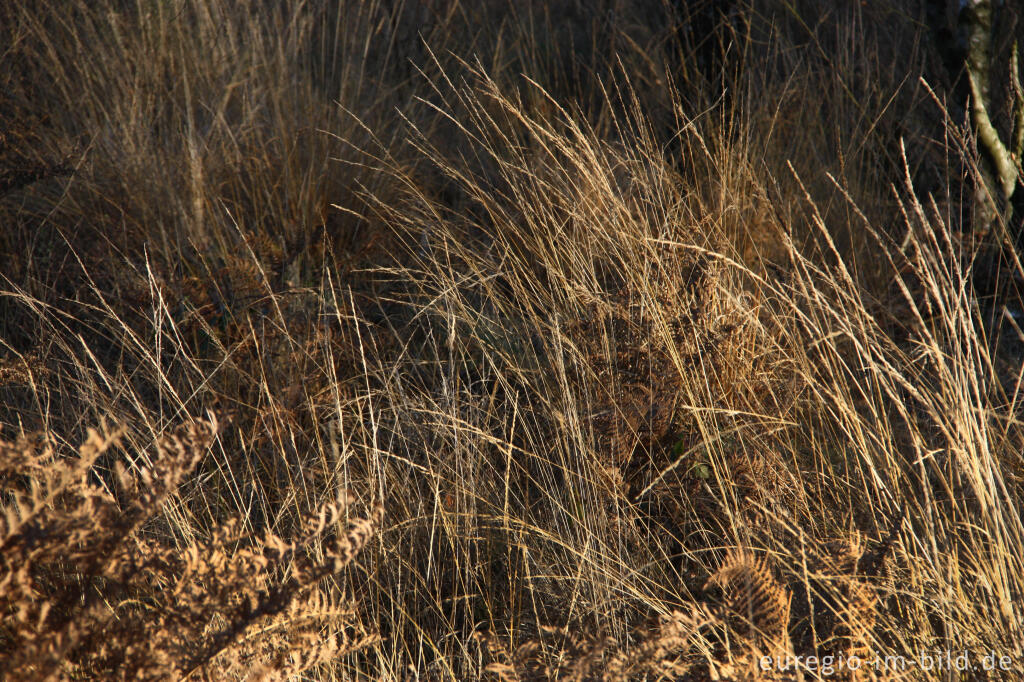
2,0,1023,679
0,416,382,680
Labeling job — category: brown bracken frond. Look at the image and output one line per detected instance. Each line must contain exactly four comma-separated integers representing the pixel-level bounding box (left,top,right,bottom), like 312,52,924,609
0,416,381,681
705,548,792,658
788,515,903,678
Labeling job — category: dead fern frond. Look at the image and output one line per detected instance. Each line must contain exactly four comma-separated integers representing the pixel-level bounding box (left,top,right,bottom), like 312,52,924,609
0,417,381,681
705,548,792,658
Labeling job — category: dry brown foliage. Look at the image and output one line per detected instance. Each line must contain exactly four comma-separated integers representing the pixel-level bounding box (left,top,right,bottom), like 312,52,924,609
3,1,1024,680
474,536,897,681
0,417,381,681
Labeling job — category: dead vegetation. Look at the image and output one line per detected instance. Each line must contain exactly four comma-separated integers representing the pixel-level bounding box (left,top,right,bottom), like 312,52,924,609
2,0,1023,679
0,417,382,680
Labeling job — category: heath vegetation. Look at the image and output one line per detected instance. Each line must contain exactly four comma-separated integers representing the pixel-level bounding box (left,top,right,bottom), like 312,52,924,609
2,1,1023,679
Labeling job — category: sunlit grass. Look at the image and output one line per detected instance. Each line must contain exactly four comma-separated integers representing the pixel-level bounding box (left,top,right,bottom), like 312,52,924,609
2,1,1022,679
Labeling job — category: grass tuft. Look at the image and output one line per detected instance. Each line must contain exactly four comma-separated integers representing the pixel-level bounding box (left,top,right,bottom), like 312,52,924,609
2,0,1023,679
